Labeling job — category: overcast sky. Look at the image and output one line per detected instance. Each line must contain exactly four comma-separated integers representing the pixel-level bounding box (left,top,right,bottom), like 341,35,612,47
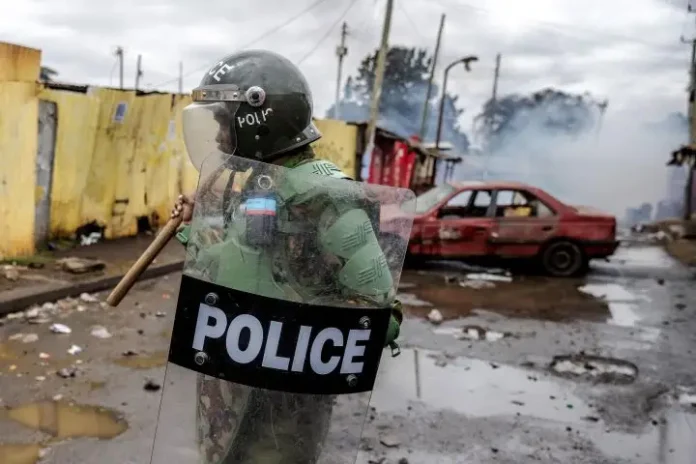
1,0,691,129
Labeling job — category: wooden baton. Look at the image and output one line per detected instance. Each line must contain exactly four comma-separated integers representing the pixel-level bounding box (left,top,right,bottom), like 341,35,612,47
106,216,184,307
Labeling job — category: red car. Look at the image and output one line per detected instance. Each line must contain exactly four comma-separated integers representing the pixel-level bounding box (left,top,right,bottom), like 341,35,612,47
387,180,619,277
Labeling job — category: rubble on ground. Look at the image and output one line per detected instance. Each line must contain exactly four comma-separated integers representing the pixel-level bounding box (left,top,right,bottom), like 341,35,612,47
57,257,106,274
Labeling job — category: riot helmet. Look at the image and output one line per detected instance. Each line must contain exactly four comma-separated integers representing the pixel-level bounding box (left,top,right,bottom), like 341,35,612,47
182,50,322,169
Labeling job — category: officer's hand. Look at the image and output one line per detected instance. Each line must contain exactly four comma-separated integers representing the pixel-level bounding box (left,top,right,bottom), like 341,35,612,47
171,194,194,223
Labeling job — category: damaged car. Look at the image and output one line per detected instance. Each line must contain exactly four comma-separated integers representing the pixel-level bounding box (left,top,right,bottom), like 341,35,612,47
391,181,619,277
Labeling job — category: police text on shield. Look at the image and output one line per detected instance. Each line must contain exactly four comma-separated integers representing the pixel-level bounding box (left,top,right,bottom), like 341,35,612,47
192,304,370,375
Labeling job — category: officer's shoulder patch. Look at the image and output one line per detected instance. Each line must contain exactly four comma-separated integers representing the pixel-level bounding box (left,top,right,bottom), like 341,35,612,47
295,159,352,180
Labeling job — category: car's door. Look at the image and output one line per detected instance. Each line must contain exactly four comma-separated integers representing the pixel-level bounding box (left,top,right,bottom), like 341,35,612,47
490,189,559,258
423,189,495,257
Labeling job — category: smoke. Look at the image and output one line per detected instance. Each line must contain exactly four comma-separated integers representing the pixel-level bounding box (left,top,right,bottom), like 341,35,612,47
457,104,688,221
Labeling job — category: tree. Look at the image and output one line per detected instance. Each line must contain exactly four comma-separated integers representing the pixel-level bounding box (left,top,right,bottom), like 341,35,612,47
39,66,58,82
327,46,470,153
474,88,604,153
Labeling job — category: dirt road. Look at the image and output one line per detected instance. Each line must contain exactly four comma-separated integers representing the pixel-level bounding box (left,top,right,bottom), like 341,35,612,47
0,241,694,463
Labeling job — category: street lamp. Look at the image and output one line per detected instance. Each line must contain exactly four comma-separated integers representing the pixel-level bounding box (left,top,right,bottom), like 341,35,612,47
434,55,479,150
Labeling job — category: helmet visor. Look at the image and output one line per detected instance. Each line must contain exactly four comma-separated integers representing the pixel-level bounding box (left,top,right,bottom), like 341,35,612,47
182,101,241,171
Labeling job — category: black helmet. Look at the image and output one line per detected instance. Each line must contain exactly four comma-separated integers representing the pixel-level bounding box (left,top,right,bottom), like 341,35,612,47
182,49,321,169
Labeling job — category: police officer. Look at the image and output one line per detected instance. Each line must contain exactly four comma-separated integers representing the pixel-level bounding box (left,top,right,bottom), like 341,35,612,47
170,49,403,463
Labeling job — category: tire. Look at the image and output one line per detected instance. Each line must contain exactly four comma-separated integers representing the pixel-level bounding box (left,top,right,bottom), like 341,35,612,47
540,240,587,277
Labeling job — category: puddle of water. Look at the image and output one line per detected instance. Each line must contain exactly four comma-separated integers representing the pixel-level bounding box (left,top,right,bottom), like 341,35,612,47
0,343,18,363
578,283,646,327
606,302,642,327
114,351,167,369
0,443,43,464
614,246,676,269
371,348,592,423
2,401,128,439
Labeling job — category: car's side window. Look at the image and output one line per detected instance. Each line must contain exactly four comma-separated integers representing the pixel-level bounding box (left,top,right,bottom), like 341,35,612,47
470,190,493,217
495,189,556,218
438,191,473,220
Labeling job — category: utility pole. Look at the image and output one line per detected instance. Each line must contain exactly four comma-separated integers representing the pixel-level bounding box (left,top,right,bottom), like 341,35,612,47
178,62,183,94
115,46,124,89
134,54,143,91
681,11,696,219
484,53,501,148
334,22,349,120
366,0,394,151
419,13,445,140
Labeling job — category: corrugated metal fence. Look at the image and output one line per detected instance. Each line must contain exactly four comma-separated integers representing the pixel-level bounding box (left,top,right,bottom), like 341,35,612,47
0,42,357,259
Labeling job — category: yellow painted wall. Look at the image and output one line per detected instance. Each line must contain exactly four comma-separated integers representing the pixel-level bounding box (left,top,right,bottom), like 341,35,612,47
38,88,100,237
0,43,359,258
0,82,39,259
313,118,358,178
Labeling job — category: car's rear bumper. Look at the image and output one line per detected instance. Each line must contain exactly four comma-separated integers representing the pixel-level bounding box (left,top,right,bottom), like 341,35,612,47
584,240,620,258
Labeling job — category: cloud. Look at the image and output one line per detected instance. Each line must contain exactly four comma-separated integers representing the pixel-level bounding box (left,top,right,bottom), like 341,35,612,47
0,0,689,217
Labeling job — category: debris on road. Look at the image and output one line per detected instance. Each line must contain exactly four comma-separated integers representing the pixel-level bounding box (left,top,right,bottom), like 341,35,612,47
379,434,401,448
144,379,161,392
427,309,443,324
2,264,20,281
155,311,166,318
57,366,79,378
549,354,638,384
50,323,72,334
19,333,38,343
80,293,99,303
459,279,496,289
459,325,509,342
90,326,112,339
397,293,433,307
68,345,83,355
465,272,513,283
57,257,106,274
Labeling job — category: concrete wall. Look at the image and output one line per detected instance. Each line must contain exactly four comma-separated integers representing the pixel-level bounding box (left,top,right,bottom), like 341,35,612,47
0,41,358,259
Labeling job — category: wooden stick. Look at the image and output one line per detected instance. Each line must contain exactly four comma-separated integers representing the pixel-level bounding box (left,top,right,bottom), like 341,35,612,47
106,216,183,307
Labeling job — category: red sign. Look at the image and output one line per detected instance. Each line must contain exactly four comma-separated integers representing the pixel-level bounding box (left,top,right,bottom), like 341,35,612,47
368,144,383,184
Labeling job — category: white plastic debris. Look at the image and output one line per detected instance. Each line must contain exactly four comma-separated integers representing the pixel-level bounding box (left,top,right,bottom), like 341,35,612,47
24,307,40,319
50,323,72,334
21,333,39,343
459,280,496,289
76,305,86,312
39,352,51,359
465,273,512,283
90,326,112,339
67,345,82,355
427,309,444,324
80,293,98,303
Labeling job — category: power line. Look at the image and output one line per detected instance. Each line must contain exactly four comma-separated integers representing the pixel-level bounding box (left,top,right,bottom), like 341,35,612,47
396,1,425,42
149,0,334,89
297,0,361,65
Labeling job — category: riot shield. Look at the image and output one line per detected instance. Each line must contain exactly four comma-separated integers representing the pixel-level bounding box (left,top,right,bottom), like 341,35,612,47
150,152,415,464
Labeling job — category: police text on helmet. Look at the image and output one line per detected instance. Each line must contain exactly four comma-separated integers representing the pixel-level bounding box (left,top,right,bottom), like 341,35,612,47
237,108,274,128
192,303,370,375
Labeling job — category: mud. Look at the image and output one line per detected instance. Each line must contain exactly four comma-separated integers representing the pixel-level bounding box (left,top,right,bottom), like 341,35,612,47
0,401,127,464
400,269,610,323
0,443,44,464
113,351,168,370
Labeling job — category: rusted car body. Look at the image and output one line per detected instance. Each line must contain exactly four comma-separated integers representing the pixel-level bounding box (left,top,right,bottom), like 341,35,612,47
389,180,619,276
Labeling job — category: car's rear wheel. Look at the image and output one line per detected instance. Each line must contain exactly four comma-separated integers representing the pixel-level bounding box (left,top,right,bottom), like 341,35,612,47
540,240,587,277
